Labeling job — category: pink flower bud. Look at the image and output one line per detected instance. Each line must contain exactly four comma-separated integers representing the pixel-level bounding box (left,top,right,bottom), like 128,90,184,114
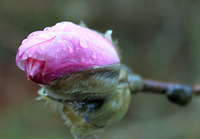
16,22,120,84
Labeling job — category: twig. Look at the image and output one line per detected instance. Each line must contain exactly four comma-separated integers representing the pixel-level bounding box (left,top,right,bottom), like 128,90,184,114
141,79,199,106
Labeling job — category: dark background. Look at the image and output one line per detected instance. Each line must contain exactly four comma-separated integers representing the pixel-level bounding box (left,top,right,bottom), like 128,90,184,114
1,0,200,139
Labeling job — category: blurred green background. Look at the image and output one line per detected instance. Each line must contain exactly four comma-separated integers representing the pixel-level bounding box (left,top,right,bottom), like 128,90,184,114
1,0,200,139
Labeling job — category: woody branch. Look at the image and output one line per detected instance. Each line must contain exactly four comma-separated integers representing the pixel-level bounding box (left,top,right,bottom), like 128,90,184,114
140,79,200,106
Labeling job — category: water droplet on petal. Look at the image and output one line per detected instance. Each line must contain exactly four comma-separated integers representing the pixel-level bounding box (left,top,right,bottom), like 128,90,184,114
22,39,28,44
55,22,66,30
64,40,74,53
56,22,65,25
79,39,88,49
27,32,35,38
44,27,50,31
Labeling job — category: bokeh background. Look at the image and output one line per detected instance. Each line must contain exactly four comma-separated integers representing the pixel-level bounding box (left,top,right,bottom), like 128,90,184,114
1,0,200,139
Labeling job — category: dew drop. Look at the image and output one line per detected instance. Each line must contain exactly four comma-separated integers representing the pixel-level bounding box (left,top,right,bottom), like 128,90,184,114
44,27,50,31
79,39,88,49
64,40,74,53
22,39,28,44
55,22,66,30
56,22,65,25
28,32,35,38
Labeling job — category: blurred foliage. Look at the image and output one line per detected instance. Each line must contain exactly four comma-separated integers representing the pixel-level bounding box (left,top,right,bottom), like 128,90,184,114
1,0,200,139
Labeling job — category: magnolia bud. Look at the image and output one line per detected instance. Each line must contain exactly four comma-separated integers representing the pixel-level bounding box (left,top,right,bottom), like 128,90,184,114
15,21,138,139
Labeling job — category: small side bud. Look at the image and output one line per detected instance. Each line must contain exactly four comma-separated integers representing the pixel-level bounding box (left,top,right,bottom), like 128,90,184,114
167,85,194,106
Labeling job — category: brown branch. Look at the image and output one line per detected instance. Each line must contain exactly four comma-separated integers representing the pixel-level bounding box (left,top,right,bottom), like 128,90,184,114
142,79,200,95
141,79,199,106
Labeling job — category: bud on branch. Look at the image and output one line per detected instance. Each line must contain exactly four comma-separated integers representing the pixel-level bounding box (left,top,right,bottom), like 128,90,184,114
15,21,199,139
141,79,194,106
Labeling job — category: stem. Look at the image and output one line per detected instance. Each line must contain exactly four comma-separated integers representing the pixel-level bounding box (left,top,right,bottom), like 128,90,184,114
142,79,200,95
141,79,199,106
